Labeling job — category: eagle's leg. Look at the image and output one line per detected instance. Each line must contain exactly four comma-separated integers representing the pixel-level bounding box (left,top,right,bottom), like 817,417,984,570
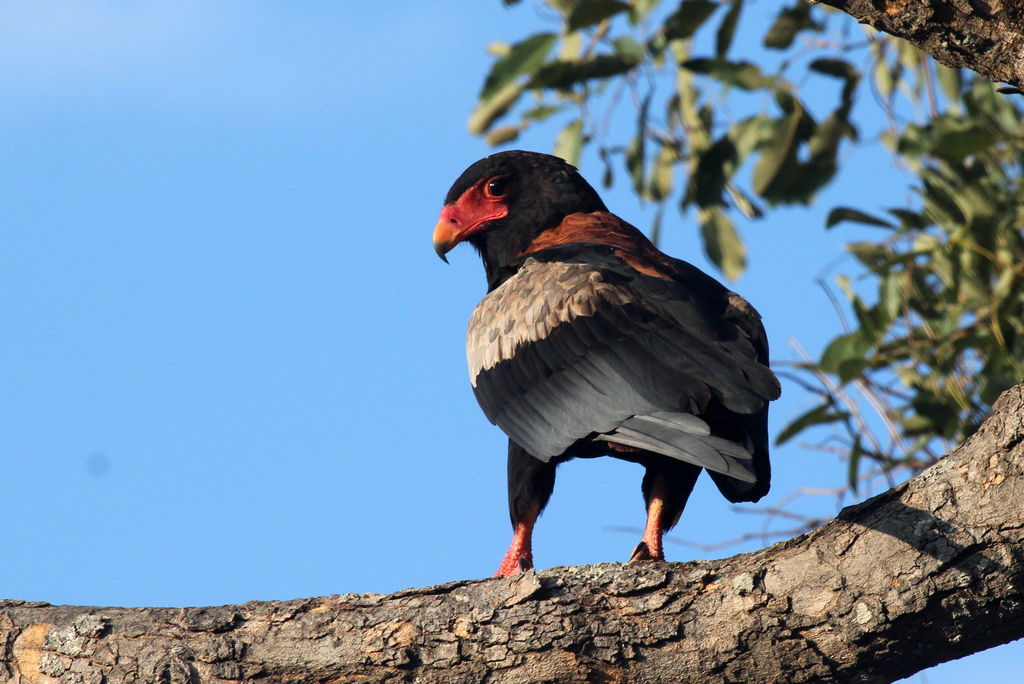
497,441,556,577
631,462,701,562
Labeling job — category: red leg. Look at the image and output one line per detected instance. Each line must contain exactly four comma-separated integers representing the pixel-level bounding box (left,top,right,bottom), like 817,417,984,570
496,504,538,577
630,466,696,562
630,490,674,561
626,491,675,561
500,442,555,577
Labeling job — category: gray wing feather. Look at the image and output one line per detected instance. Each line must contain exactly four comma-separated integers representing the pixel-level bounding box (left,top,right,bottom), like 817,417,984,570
597,412,756,483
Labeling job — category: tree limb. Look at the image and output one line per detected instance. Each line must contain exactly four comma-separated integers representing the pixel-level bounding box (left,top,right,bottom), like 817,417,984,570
820,0,1024,88
3,384,1024,683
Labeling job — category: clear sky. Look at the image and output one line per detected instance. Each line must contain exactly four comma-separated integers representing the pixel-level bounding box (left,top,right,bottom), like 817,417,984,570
1,2,1018,680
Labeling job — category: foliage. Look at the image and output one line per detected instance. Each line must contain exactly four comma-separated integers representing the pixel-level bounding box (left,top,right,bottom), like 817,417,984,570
473,0,857,280
472,0,1024,490
808,75,1024,484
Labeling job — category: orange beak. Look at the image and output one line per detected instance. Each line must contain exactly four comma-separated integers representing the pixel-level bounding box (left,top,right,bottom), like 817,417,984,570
432,205,462,264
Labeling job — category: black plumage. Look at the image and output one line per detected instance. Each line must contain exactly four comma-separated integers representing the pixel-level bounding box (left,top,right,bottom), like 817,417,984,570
433,151,780,576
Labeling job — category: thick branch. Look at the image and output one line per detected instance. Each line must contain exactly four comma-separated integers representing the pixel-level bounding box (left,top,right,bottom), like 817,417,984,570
3,385,1024,683
821,0,1024,88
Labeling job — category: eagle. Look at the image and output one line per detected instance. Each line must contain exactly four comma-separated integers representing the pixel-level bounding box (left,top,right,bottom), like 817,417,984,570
433,151,780,576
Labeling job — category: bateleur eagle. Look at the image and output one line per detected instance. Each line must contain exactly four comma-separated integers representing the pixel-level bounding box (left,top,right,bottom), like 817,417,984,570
433,150,781,577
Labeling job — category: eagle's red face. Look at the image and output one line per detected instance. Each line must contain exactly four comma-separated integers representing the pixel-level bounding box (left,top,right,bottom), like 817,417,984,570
432,175,511,262
431,151,608,285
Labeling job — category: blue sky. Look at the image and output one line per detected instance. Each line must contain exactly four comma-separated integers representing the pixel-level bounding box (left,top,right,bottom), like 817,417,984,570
1,2,1018,679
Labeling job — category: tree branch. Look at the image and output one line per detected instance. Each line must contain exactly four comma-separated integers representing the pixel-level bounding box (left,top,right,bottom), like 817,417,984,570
4,384,1024,683
820,0,1024,88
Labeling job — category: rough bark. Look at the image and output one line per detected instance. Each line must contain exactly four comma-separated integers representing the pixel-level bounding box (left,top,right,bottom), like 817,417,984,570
820,0,1024,88
3,385,1024,683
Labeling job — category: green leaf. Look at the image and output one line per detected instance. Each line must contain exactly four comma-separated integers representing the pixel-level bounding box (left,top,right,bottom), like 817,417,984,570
920,170,966,225
468,81,524,135
752,105,802,197
529,54,641,90
911,232,941,252
485,124,522,146
879,273,903,322
715,1,741,58
692,136,736,207
599,146,615,188
776,404,851,445
835,273,854,299
887,208,930,230
613,35,644,63
650,143,677,201
936,63,962,101
993,261,1016,300
698,206,746,279
838,356,871,386
899,414,934,436
661,0,718,41
806,112,849,172
553,119,584,166
726,183,763,219
486,42,511,57
729,115,774,160
480,32,557,101
848,292,886,340
819,331,873,377
826,207,894,229
630,0,660,24
847,241,892,268
559,31,582,60
911,395,961,438
931,125,996,161
649,204,664,246
522,104,563,122
873,55,895,100
626,94,651,196
567,0,630,31
848,436,864,492
682,58,774,90
764,3,819,50
809,58,858,81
